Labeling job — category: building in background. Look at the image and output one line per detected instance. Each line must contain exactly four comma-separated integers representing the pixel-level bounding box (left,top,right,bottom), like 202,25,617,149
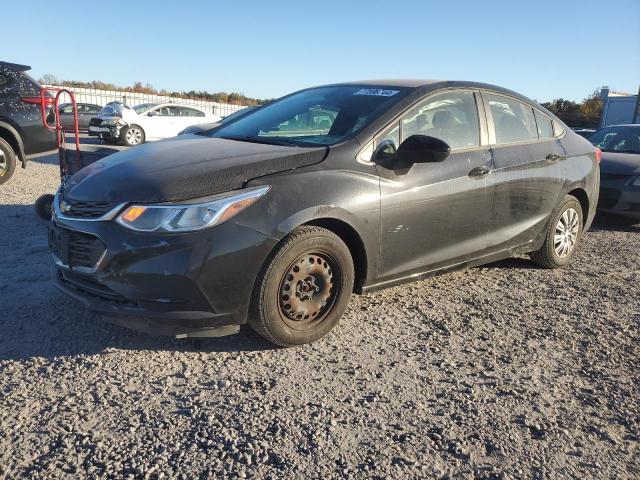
600,86,640,127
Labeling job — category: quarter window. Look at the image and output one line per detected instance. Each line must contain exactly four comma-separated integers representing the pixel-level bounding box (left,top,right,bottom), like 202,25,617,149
486,93,538,144
375,121,400,149
534,109,553,139
400,91,480,150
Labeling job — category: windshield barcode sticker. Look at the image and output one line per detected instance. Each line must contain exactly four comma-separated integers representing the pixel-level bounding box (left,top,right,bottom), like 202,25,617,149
353,89,399,97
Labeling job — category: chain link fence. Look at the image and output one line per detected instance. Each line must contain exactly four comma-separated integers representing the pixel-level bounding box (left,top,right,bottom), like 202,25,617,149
44,85,247,118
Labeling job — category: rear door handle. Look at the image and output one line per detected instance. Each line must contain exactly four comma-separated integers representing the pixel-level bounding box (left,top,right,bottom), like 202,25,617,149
546,153,563,162
468,166,491,178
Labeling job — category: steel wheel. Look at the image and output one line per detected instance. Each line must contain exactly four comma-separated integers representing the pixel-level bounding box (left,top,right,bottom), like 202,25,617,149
125,126,143,145
0,149,6,176
554,207,579,258
278,250,340,330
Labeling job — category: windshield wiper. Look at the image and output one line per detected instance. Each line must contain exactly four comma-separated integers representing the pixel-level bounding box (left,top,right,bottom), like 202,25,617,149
219,135,299,147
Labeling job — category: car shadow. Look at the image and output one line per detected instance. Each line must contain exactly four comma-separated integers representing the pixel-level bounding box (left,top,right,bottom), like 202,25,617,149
0,203,277,362
480,257,539,270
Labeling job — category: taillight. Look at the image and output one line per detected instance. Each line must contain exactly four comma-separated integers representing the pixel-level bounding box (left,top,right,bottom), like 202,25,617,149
21,96,54,105
595,148,602,164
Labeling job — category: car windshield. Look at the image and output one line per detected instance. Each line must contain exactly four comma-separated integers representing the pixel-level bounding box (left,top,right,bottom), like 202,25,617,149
588,126,640,154
133,103,159,114
208,85,410,147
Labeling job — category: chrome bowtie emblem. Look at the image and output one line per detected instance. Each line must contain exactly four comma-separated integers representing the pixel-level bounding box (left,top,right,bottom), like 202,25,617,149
60,201,71,213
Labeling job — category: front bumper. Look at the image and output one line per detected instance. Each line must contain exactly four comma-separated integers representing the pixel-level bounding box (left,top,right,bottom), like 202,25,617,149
598,175,640,219
49,211,279,337
88,125,122,140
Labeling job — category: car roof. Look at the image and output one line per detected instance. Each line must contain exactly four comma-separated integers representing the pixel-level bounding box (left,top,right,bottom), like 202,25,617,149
328,79,440,88
0,61,31,71
150,102,205,109
320,79,541,102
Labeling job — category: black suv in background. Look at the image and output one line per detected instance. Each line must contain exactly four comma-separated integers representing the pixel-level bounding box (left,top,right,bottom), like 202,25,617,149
0,61,57,184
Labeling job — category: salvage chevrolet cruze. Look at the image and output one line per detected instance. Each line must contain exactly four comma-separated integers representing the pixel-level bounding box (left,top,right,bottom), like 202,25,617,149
49,80,600,346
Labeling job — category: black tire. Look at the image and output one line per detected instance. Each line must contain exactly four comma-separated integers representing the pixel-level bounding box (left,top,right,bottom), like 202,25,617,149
249,226,355,346
0,137,17,185
35,194,55,220
120,125,145,147
531,195,583,268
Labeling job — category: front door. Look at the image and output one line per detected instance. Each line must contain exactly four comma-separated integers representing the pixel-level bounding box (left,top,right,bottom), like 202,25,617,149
145,106,181,139
376,90,494,282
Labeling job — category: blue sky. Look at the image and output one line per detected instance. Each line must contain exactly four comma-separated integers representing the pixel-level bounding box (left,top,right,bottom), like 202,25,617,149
4,0,639,102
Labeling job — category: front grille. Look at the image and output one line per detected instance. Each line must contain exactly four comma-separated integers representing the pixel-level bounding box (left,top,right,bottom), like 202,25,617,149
600,173,630,182
68,230,106,269
598,187,621,209
89,118,102,127
60,198,119,219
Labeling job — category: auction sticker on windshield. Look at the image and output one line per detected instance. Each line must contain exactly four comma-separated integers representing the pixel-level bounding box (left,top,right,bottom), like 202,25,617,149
353,89,400,97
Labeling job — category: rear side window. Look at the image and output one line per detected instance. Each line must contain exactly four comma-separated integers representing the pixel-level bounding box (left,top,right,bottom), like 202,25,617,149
534,110,553,139
400,91,480,149
180,107,205,117
486,93,538,144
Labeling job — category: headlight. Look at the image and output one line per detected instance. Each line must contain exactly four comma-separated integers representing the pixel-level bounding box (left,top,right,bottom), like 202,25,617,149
102,118,122,126
116,186,270,232
631,176,640,187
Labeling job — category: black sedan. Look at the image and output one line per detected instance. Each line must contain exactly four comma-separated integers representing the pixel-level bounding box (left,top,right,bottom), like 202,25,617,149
57,102,102,130
588,124,640,220
48,80,600,346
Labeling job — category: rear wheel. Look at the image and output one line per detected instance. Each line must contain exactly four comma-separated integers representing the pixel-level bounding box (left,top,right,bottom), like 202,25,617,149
0,137,17,185
531,195,583,268
121,125,145,146
249,226,354,346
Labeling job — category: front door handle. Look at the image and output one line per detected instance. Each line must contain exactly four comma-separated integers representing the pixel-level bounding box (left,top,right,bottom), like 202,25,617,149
468,166,491,178
546,153,563,162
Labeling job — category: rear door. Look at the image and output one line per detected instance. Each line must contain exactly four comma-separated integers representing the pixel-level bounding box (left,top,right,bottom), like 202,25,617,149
376,90,494,281
80,104,102,129
178,106,207,132
482,92,565,250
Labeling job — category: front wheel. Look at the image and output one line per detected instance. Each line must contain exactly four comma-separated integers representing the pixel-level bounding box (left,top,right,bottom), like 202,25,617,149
121,125,145,146
249,226,354,346
531,195,583,268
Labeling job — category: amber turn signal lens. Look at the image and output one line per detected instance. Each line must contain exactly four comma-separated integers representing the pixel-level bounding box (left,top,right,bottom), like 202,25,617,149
122,206,147,223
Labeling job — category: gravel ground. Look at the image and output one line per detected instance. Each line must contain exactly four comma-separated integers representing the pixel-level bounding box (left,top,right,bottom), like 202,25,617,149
1,149,639,480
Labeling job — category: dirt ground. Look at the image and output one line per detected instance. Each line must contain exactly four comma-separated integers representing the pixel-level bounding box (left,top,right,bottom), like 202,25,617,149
1,149,638,479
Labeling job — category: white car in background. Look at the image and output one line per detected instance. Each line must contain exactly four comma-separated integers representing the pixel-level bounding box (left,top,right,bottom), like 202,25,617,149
88,102,219,146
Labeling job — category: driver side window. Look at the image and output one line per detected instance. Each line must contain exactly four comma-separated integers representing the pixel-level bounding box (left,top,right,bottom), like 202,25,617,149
401,91,480,150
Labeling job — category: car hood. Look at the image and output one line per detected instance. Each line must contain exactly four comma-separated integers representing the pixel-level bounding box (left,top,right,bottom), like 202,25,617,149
600,151,640,175
63,135,328,203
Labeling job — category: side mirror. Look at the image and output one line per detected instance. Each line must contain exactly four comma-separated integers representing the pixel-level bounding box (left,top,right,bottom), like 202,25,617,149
147,111,158,117
397,135,451,165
